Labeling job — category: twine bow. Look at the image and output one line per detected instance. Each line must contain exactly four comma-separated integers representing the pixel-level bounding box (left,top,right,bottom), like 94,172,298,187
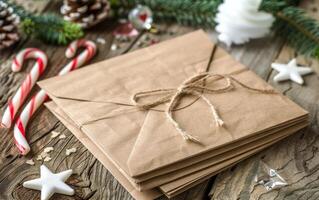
131,73,276,144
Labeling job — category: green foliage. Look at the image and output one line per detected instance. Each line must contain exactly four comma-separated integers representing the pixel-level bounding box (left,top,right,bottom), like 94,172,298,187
5,0,319,59
260,0,319,58
114,0,319,59
3,0,83,45
112,0,223,28
21,14,83,45
258,0,301,12
111,0,302,28
22,18,34,35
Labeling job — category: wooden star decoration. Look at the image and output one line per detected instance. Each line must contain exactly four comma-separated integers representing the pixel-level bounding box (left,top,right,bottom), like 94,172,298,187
271,59,313,85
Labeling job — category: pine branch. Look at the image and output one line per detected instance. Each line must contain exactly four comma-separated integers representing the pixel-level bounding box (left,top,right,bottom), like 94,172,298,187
112,0,223,28
112,0,303,28
2,0,83,45
114,0,319,59
260,0,319,58
22,15,84,45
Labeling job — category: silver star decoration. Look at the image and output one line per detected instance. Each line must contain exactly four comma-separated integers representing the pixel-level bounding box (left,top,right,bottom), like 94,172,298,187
23,165,74,200
271,58,313,85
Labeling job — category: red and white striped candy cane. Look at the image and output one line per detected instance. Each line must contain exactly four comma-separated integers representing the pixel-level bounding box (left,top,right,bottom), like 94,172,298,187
60,39,96,75
14,90,48,154
14,39,97,155
1,48,48,129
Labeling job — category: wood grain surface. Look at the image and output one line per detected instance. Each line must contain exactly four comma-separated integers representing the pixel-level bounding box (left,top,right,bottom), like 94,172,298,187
209,0,319,199
0,0,318,200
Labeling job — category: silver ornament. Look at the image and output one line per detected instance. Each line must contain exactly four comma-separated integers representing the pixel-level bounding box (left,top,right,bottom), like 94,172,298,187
128,5,153,30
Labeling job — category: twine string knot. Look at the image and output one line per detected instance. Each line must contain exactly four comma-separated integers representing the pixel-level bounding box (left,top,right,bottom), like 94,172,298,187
131,73,275,144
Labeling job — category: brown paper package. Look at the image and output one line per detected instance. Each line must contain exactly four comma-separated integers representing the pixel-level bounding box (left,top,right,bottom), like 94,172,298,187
46,102,162,200
39,30,308,198
46,101,306,199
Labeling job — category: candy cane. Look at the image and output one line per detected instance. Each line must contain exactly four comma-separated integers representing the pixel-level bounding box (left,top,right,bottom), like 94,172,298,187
14,90,48,154
60,39,96,75
1,48,48,129
14,39,97,155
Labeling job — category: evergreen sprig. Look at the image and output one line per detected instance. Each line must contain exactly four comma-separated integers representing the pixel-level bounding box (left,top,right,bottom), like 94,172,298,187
260,0,319,58
112,0,223,28
22,15,84,45
2,0,83,45
113,0,319,59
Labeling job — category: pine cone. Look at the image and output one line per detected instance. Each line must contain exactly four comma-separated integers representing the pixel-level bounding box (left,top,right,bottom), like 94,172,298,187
61,0,110,29
0,1,20,50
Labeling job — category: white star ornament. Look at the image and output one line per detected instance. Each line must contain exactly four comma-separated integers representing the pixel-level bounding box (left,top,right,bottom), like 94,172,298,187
23,165,74,200
271,59,313,85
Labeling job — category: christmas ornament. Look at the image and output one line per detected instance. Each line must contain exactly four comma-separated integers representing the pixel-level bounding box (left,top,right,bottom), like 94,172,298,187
1,48,48,129
128,5,153,30
23,165,74,200
113,0,319,59
271,59,313,85
61,0,110,28
215,0,275,46
0,1,20,50
14,39,96,155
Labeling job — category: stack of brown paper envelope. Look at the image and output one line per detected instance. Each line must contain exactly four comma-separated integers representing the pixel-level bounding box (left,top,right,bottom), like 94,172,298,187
39,30,309,200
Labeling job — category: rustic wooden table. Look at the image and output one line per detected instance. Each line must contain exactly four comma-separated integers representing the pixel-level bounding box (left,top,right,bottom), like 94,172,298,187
1,1,319,200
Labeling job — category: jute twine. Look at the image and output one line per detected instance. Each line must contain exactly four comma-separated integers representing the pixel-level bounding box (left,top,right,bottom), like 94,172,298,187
53,45,277,144
131,73,277,144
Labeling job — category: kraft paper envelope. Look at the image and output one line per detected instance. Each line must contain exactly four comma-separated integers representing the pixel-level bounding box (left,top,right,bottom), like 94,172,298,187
134,116,306,185
159,122,307,196
45,102,162,200
39,30,308,185
46,101,306,198
109,117,307,190
47,103,306,192
140,119,308,190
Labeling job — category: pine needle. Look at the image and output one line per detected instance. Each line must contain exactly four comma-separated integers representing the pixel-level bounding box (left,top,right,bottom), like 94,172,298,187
22,14,84,45
112,0,223,28
260,0,319,58
114,0,319,59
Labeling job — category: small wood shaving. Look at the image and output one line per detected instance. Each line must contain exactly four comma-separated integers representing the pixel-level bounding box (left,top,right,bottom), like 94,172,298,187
96,37,106,44
111,44,117,51
43,157,52,162
44,147,54,153
40,151,49,159
37,147,54,161
59,134,66,139
36,155,43,161
26,159,35,165
51,131,60,138
66,147,77,156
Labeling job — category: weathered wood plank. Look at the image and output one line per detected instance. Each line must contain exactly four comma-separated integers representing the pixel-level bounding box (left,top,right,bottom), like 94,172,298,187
0,1,296,200
209,47,319,200
0,2,211,198
209,1,319,199
0,1,132,200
